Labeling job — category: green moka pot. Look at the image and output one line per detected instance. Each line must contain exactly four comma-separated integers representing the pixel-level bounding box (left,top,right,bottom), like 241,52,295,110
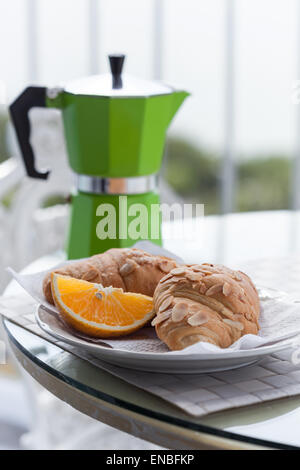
10,55,189,258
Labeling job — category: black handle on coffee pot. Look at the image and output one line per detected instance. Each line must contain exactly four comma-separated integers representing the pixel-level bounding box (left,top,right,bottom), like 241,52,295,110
10,86,50,179
109,54,125,89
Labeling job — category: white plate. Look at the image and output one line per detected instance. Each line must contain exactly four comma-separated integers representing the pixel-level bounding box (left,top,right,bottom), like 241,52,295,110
36,305,290,374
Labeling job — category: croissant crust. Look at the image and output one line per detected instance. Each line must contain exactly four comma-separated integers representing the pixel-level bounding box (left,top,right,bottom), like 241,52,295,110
43,248,178,304
152,263,260,350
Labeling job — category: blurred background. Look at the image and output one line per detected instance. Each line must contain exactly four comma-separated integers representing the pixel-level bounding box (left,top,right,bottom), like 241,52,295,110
0,0,299,450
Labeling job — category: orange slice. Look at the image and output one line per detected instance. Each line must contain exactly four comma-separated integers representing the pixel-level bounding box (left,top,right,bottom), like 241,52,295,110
51,273,154,338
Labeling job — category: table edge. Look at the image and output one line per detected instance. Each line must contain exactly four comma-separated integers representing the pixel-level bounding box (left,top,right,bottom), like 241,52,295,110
4,318,295,450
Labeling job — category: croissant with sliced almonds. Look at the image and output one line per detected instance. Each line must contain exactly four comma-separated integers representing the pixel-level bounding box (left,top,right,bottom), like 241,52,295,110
152,263,260,350
43,248,178,305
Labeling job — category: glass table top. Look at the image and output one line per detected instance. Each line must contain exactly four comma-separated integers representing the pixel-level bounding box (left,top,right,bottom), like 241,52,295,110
4,318,300,450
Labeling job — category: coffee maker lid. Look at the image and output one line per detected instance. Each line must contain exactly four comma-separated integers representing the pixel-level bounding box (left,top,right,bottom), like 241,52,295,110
64,54,173,97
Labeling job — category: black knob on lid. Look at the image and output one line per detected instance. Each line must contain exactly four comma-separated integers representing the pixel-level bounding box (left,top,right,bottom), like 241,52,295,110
109,54,125,89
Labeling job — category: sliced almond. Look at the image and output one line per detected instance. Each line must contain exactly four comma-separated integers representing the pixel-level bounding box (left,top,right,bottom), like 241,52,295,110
201,270,214,275
223,319,244,331
186,271,201,282
171,302,188,322
170,267,186,276
151,310,172,326
172,276,187,283
157,291,169,304
187,312,208,326
159,260,176,273
119,259,136,276
198,282,207,294
190,266,202,272
159,296,174,312
160,281,175,291
233,271,242,281
205,284,223,296
189,304,202,314
238,288,246,302
223,282,232,296
159,272,173,283
81,267,99,281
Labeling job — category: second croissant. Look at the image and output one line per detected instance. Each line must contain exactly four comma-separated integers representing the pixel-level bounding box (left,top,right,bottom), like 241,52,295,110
152,263,260,350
